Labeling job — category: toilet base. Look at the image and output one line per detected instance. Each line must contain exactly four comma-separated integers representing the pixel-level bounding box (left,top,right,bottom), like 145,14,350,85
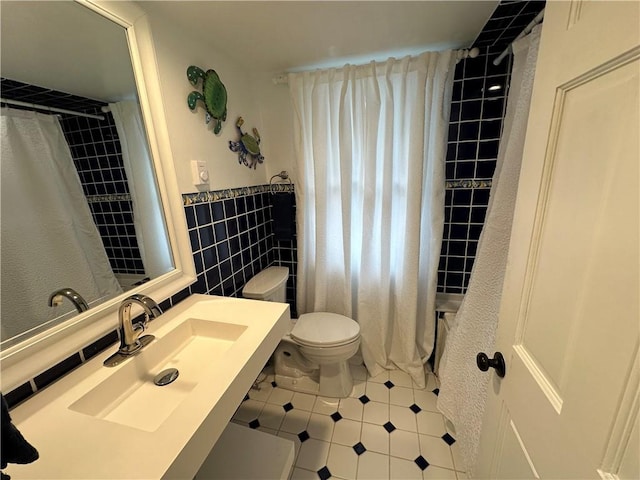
273,335,358,398
275,373,321,396
318,360,355,398
275,360,354,398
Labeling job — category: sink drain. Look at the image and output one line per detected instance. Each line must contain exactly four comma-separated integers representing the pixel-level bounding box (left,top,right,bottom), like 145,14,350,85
154,368,179,386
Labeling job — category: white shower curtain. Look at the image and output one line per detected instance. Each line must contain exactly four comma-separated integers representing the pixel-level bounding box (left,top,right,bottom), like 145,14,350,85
109,101,172,279
437,27,542,474
0,108,122,342
289,52,455,387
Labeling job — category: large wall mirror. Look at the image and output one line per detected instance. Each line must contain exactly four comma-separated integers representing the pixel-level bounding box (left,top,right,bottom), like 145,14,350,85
0,0,196,391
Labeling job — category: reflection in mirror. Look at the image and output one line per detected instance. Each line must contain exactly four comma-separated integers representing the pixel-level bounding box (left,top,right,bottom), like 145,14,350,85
0,1,174,348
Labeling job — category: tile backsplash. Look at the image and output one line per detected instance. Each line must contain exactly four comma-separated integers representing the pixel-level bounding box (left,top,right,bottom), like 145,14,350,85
437,0,545,294
183,184,298,314
61,110,145,275
437,48,510,294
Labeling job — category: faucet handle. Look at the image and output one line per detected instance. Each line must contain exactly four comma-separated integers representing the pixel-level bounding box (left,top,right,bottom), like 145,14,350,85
135,318,146,332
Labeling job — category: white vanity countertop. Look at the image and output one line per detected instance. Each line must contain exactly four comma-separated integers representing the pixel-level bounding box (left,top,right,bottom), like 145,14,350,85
6,294,290,479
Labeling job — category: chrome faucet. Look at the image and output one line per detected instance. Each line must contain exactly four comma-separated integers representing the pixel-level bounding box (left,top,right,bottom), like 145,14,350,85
104,294,162,367
48,288,89,313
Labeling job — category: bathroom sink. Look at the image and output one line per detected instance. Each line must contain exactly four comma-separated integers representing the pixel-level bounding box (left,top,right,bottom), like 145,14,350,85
69,317,247,432
9,294,290,479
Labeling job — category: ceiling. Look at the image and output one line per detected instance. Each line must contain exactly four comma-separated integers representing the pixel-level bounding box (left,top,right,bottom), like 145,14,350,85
138,1,499,73
0,1,135,103
0,1,498,103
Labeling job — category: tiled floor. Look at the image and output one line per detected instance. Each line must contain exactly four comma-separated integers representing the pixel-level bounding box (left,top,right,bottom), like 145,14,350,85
231,365,465,479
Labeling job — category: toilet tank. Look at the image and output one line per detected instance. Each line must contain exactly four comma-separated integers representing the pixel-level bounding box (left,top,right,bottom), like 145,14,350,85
242,266,289,303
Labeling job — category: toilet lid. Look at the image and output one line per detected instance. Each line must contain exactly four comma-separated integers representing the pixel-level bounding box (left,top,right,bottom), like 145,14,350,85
242,267,289,299
290,312,360,347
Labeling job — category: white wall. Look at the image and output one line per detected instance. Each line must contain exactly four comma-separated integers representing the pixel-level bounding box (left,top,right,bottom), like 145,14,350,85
250,72,298,186
145,12,291,193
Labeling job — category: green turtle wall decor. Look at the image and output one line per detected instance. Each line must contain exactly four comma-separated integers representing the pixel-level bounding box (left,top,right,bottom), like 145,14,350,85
186,66,227,134
229,117,264,169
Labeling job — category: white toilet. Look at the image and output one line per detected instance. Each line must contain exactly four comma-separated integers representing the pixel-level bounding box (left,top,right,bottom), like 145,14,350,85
243,266,361,398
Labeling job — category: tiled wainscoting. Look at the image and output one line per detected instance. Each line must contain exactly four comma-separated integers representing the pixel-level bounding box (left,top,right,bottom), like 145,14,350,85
437,0,545,294
233,367,463,480
184,188,276,298
61,112,145,275
438,47,511,295
183,184,298,315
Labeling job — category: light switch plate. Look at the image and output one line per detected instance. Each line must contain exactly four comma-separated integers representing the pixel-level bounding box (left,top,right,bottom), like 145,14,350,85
191,160,209,186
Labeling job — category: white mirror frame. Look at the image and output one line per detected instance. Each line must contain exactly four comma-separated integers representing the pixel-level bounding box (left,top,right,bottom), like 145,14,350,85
0,0,196,392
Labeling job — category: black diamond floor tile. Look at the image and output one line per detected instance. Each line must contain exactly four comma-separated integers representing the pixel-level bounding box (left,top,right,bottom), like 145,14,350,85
248,419,260,429
298,430,310,442
271,381,278,388
352,442,367,455
409,403,422,414
384,380,395,389
432,388,440,396
283,402,294,412
415,455,430,471
442,433,456,445
383,421,396,433
330,412,343,422
317,466,332,480
359,394,370,404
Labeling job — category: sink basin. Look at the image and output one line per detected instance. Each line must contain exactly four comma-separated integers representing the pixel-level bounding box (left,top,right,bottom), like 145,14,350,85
69,317,247,432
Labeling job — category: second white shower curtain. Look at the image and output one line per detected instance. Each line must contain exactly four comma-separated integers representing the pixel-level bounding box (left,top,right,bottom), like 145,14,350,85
0,108,122,341
109,101,172,279
289,52,455,387
437,27,542,474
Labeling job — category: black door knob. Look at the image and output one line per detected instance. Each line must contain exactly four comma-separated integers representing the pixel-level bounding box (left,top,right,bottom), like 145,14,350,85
476,352,506,378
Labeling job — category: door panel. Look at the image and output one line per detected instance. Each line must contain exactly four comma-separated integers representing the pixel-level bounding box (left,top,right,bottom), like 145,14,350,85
521,56,639,393
493,406,540,479
476,1,639,478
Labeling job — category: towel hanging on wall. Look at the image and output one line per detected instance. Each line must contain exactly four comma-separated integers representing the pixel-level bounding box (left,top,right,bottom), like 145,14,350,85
271,192,295,241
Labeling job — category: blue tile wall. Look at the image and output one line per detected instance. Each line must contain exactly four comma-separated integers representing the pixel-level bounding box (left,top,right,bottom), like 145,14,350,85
273,238,298,311
437,0,545,294
62,112,145,275
183,184,298,317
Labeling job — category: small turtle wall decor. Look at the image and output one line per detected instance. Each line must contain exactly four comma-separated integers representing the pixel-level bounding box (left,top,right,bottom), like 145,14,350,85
229,117,264,169
186,65,227,134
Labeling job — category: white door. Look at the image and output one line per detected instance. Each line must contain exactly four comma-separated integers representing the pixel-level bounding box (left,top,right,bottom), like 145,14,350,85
476,2,639,479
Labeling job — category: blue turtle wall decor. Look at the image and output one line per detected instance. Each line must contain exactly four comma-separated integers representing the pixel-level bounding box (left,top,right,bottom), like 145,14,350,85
186,65,227,134
229,117,264,169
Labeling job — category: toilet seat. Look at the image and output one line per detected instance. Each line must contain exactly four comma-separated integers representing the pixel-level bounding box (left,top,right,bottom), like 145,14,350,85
290,312,360,347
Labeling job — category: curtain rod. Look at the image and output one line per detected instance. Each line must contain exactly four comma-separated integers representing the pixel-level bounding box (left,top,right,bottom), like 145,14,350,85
0,98,105,120
271,47,480,85
493,9,545,66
